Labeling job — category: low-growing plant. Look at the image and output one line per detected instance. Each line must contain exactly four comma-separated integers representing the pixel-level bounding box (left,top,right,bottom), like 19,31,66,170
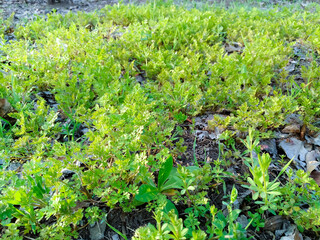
135,156,182,214
134,186,247,240
241,129,292,213
207,187,248,239
1,1,320,239
279,169,320,232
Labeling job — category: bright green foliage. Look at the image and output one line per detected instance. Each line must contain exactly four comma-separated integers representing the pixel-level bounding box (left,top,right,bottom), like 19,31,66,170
241,129,292,213
134,186,248,240
135,156,182,214
1,1,320,239
279,169,320,232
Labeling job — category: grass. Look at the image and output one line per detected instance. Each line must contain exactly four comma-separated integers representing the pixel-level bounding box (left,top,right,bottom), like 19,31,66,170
0,0,320,239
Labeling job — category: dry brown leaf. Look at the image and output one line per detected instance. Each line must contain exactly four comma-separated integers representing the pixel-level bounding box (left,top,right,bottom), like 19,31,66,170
0,98,14,117
282,124,301,134
300,124,307,140
264,215,287,232
310,171,320,186
0,98,17,124
306,150,320,186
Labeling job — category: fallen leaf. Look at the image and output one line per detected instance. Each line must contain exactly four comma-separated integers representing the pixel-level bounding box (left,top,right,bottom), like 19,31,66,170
310,171,320,186
279,225,302,240
260,139,277,159
0,98,17,124
305,133,320,147
264,215,287,232
186,118,192,123
306,150,320,173
305,151,320,186
279,138,308,169
0,98,14,117
282,124,301,134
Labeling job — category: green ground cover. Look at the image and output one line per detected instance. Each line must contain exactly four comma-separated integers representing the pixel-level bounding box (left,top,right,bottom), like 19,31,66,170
1,1,320,239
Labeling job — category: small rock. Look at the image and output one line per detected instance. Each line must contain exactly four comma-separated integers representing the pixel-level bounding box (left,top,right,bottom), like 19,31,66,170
7,162,21,171
309,133,320,147
208,132,217,140
60,168,76,180
112,234,120,240
280,224,302,240
304,143,313,152
284,63,296,73
75,161,86,168
194,117,207,129
306,150,320,173
135,74,145,86
275,229,287,239
237,215,249,229
194,130,209,140
89,221,106,240
110,31,124,40
0,98,17,124
274,132,290,139
80,127,90,135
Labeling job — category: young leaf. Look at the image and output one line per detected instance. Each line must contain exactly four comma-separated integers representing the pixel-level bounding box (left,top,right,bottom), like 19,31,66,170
135,184,159,203
163,199,178,215
158,156,173,189
160,168,183,191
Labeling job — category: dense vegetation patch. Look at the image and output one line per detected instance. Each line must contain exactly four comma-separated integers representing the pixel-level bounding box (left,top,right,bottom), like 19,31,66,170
1,1,320,239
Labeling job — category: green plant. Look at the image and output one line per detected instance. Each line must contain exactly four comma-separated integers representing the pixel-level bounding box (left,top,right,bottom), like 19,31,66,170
207,186,248,239
242,129,292,213
172,164,213,207
135,156,182,214
279,169,320,232
1,1,320,239
61,119,81,142
247,211,265,231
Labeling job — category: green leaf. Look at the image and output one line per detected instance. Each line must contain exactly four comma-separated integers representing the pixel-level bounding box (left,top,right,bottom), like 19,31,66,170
247,177,256,187
7,191,22,205
230,186,238,204
163,199,178,215
253,192,259,200
160,168,183,191
268,191,281,196
135,184,159,203
229,209,241,222
267,182,280,191
158,156,173,189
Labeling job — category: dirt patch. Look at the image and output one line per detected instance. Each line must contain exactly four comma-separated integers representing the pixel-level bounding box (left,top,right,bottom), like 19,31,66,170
0,0,118,24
